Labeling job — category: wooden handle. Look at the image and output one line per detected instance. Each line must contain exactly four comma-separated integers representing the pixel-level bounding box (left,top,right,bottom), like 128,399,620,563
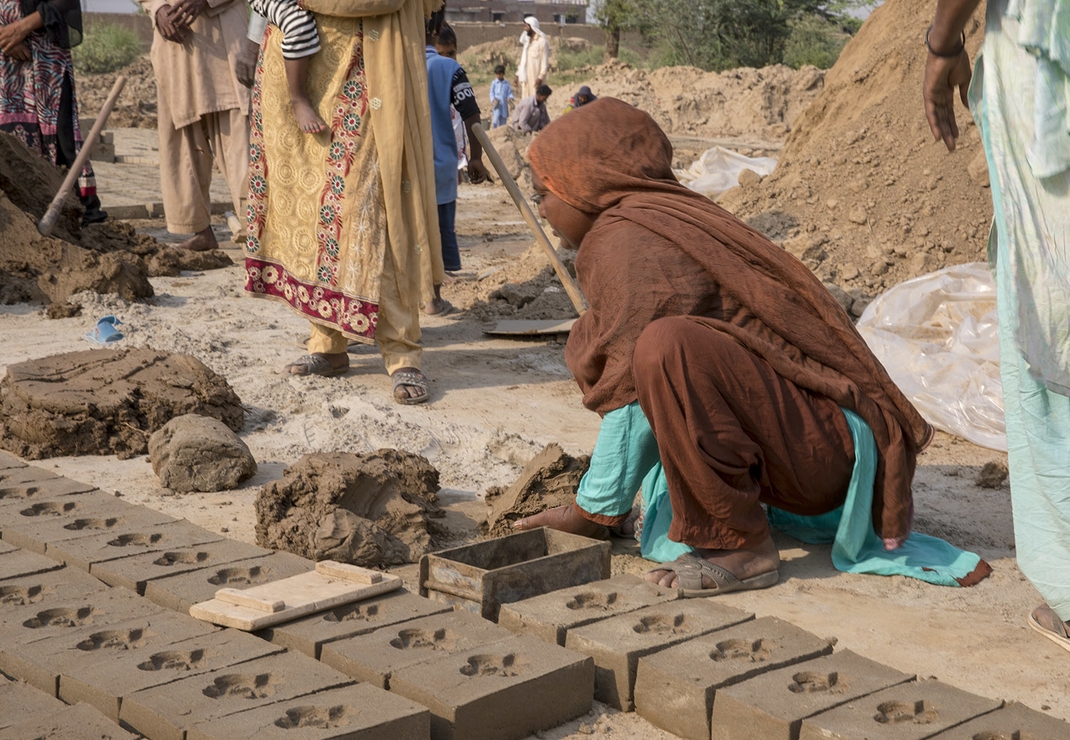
315,560,383,584
38,76,127,237
471,123,588,316
215,587,285,613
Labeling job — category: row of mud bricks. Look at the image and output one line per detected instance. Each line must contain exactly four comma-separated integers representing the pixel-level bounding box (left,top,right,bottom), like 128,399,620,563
0,452,1066,740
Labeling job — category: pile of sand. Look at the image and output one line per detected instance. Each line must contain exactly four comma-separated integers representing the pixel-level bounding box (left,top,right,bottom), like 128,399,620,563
722,0,992,306
0,132,229,312
77,55,159,130
255,450,444,567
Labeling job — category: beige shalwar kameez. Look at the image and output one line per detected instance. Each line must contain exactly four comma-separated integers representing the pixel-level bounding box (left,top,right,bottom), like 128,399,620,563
519,32,550,100
140,0,251,234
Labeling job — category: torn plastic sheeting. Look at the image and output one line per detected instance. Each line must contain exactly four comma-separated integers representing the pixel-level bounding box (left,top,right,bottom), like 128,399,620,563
856,263,1005,451
673,146,777,200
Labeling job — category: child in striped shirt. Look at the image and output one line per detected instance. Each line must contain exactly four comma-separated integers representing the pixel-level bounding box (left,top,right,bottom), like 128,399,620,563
249,0,326,134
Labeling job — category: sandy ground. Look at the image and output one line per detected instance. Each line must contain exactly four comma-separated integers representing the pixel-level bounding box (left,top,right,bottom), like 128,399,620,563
2,175,1068,736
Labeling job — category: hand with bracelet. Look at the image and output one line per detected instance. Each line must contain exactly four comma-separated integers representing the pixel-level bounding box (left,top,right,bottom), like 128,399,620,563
922,0,982,152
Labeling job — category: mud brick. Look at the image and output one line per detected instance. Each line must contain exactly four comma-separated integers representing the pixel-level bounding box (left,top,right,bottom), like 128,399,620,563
2,492,174,554
143,550,313,614
0,587,163,691
120,650,354,740
61,624,284,721
2,609,217,699
186,683,431,740
93,538,272,595
0,676,67,730
0,701,138,740
635,616,834,740
0,566,106,615
0,540,14,555
48,519,224,573
0,468,97,509
390,634,594,740
709,650,915,740
0,548,64,580
0,450,24,471
498,574,680,646
320,608,515,689
259,588,453,659
929,701,1070,739
797,680,1003,740
565,599,752,711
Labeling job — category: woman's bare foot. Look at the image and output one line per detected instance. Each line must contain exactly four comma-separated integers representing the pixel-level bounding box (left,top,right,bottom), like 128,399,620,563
646,535,780,589
292,97,327,134
174,226,218,252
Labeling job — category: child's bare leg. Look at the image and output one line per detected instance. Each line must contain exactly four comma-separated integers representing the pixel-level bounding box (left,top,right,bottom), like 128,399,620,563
284,56,326,134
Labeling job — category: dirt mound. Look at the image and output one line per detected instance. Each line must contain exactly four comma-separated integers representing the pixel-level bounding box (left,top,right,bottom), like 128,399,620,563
255,450,444,567
0,132,231,309
0,348,244,460
482,443,590,537
77,55,158,130
722,0,991,305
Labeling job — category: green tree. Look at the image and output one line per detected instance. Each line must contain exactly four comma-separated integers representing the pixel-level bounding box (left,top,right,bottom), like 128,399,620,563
594,0,648,60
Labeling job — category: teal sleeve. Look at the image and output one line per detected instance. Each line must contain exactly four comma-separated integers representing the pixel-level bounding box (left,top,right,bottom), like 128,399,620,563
576,401,661,517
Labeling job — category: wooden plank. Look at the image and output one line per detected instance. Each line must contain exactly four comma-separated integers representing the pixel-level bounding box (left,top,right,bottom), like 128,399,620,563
315,560,383,584
189,566,402,631
215,588,285,613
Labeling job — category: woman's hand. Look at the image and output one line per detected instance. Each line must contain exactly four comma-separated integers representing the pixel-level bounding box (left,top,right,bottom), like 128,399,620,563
0,20,30,54
923,48,972,152
512,503,609,539
5,40,30,61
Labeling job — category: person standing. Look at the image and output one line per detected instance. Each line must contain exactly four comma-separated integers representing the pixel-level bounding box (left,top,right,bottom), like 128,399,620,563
516,15,549,100
923,0,1070,651
511,84,551,134
0,0,106,224
245,0,441,405
489,63,513,128
139,0,254,252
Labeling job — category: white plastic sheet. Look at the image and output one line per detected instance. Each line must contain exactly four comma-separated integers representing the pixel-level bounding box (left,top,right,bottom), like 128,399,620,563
674,146,777,200
856,263,1006,451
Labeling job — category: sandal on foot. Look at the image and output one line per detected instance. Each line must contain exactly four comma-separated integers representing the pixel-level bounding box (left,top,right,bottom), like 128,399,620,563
652,552,779,598
424,298,455,317
284,354,348,378
1028,604,1070,654
392,369,430,405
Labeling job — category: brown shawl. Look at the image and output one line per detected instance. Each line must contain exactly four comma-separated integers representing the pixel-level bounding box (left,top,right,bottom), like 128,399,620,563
528,98,933,544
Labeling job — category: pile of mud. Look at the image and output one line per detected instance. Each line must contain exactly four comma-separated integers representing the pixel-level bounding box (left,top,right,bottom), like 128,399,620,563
77,55,159,129
0,132,230,311
482,443,590,537
0,348,244,460
255,450,444,567
723,0,991,305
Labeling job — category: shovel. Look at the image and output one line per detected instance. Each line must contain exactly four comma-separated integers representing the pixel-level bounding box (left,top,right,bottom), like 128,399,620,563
471,123,587,336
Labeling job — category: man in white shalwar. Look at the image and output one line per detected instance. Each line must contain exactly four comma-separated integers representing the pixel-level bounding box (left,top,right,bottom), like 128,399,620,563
516,15,550,100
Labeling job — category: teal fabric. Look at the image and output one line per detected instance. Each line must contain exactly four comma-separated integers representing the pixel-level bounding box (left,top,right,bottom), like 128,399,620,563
972,0,1070,620
575,402,660,518
767,409,981,587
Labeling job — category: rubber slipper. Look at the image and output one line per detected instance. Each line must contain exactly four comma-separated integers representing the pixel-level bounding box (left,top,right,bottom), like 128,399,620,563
283,354,349,377
651,552,779,598
424,298,455,317
84,315,124,345
391,369,430,405
1028,604,1070,654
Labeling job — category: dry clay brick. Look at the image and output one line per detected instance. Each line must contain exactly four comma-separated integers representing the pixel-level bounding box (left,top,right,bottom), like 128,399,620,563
497,573,680,646
710,650,915,740
0,676,67,730
2,609,218,704
0,547,64,581
93,538,272,595
635,616,835,740
798,680,1003,740
0,540,14,554
61,624,285,721
144,550,313,614
0,468,97,513
186,683,432,740
565,599,753,711
258,588,453,659
2,493,175,554
0,587,164,692
0,701,138,740
48,519,223,573
0,450,24,470
0,566,104,612
321,608,515,689
930,701,1070,739
120,650,354,740
390,633,594,740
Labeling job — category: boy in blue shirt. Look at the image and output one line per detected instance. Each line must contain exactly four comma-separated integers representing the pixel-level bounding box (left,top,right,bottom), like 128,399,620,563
425,17,488,312
490,64,514,128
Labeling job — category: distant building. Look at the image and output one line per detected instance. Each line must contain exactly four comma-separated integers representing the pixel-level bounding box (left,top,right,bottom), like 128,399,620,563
447,0,588,25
